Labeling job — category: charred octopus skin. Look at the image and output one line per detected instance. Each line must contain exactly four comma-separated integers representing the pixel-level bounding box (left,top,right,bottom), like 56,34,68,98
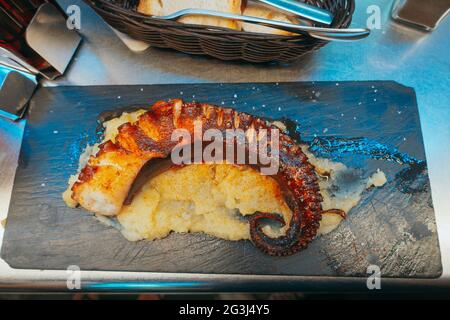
71,99,324,256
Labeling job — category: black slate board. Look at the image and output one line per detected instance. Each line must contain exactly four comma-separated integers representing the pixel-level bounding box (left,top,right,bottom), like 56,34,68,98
1,82,442,278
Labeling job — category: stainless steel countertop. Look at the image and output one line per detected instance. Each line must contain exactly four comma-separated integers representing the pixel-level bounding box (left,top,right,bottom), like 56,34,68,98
0,0,449,292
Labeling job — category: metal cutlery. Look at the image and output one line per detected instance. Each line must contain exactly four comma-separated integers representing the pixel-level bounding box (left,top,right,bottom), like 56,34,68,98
257,0,334,25
153,9,370,41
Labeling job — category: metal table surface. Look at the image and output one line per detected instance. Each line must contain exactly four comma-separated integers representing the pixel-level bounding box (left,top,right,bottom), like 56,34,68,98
0,0,449,292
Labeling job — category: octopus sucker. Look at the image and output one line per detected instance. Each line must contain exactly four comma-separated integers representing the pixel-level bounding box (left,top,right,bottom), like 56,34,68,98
69,99,332,256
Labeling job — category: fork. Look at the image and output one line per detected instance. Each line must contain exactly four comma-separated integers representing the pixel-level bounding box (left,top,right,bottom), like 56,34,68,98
152,9,370,41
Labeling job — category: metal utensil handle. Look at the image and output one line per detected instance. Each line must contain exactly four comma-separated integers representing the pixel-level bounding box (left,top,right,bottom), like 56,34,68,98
155,9,370,41
258,0,334,25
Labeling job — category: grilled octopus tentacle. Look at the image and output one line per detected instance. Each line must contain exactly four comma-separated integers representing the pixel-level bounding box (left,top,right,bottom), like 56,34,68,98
71,99,324,256
248,133,323,256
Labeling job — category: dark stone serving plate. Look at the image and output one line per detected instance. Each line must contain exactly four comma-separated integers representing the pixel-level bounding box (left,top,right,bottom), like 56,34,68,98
1,81,442,278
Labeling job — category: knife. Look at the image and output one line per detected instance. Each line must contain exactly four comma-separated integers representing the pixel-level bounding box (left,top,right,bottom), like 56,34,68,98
257,0,334,25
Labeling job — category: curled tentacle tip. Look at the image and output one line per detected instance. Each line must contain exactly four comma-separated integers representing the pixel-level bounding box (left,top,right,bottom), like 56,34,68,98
249,212,286,228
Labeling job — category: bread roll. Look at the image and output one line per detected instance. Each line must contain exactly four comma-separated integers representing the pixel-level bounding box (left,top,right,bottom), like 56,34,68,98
137,0,243,30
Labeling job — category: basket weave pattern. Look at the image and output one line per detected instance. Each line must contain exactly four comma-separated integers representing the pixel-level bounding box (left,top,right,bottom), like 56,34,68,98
85,0,355,63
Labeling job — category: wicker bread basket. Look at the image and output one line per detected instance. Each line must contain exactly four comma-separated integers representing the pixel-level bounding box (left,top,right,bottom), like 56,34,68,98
85,0,355,63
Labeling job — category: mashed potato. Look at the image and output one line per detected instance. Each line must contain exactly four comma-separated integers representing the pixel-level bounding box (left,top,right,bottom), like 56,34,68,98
118,164,291,241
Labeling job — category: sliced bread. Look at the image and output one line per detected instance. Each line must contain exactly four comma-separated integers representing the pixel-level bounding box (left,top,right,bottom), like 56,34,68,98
137,0,243,30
